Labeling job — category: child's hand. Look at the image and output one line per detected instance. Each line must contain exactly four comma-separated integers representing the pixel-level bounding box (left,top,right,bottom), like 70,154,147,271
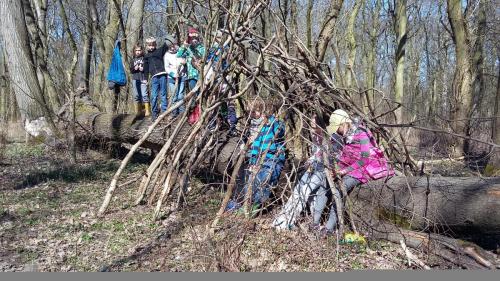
135,65,140,70
139,66,143,71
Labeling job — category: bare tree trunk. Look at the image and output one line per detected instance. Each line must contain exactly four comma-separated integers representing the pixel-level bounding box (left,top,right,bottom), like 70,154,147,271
447,0,473,156
394,0,407,123
364,0,381,115
81,1,93,90
345,1,362,89
22,0,60,110
0,0,50,121
471,0,486,128
306,0,313,50
314,0,344,62
58,0,78,88
90,0,122,112
125,0,145,56
0,48,7,122
486,57,500,175
167,0,176,32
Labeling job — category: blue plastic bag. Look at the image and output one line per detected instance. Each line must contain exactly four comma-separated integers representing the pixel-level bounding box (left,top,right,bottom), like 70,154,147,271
107,40,127,86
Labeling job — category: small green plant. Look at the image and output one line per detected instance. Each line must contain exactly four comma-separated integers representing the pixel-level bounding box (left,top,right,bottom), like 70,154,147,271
350,259,365,270
4,143,44,158
16,247,39,263
26,217,40,226
80,232,93,242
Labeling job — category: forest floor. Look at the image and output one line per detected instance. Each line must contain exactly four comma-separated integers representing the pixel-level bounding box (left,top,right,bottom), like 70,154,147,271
0,142,477,271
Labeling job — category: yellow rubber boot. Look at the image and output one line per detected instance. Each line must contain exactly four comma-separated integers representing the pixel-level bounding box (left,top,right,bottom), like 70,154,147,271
143,103,151,117
135,102,143,116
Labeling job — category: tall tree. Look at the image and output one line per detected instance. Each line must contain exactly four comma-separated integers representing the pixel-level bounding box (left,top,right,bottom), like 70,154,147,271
393,0,407,123
447,0,473,156
471,0,486,120
58,0,78,88
89,0,122,112
306,0,313,50
364,0,381,115
314,0,344,62
487,57,500,174
0,0,51,121
22,0,60,110
125,0,145,56
345,1,362,89
81,0,93,90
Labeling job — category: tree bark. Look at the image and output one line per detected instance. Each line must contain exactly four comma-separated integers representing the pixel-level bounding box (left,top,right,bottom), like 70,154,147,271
125,0,145,56
81,1,93,90
486,56,500,175
364,0,381,115
0,0,50,120
306,0,313,50
394,0,407,123
0,48,8,122
22,0,60,110
345,1,362,89
58,0,78,88
447,0,473,156
354,176,500,236
314,0,343,62
471,0,486,126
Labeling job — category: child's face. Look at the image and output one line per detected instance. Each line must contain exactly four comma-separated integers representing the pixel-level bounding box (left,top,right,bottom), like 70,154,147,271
134,48,143,56
146,43,156,52
251,110,262,119
169,44,178,53
337,122,349,136
188,34,199,45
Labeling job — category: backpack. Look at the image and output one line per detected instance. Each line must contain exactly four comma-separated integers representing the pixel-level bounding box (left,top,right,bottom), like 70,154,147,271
107,41,127,86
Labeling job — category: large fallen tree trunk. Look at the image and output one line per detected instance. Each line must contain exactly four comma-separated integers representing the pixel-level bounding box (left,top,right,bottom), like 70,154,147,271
72,111,500,237
352,176,500,247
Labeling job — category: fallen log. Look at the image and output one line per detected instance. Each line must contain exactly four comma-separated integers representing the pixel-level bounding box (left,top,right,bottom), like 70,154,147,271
70,112,500,245
352,176,500,247
369,221,499,269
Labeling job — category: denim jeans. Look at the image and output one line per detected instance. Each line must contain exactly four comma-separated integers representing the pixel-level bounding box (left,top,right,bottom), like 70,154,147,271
172,77,197,116
132,80,148,103
314,175,360,231
150,74,167,120
272,166,326,229
272,164,360,231
237,159,284,206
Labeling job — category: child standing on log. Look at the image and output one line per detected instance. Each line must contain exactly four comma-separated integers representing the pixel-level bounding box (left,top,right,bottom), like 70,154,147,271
176,27,205,123
143,35,176,120
129,45,149,117
163,42,183,117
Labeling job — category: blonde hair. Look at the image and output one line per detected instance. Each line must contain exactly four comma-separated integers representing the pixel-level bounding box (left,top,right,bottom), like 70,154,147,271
145,37,157,45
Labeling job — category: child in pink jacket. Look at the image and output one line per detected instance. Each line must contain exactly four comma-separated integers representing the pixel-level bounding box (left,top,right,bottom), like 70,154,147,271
273,109,393,236
318,109,393,236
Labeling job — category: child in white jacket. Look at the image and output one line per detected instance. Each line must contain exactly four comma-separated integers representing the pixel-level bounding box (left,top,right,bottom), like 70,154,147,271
164,43,184,114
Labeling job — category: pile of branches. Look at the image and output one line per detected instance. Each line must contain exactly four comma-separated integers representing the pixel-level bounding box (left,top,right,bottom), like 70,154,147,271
87,0,500,269
97,0,414,220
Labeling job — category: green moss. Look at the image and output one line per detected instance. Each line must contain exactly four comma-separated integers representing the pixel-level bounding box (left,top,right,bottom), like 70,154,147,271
376,208,412,229
484,164,500,177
